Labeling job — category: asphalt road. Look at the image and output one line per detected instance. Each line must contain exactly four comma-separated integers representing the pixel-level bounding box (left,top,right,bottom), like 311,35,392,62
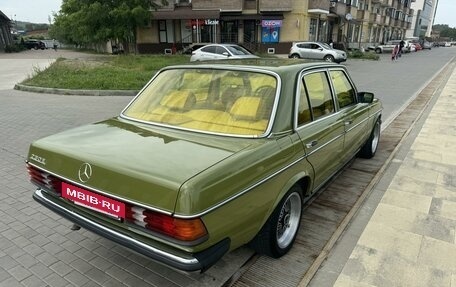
0,47,455,286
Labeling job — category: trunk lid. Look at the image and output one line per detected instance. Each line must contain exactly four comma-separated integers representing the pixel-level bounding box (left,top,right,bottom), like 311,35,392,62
28,118,250,213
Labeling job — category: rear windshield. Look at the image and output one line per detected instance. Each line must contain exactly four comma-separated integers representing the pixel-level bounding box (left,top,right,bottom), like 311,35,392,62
122,68,278,137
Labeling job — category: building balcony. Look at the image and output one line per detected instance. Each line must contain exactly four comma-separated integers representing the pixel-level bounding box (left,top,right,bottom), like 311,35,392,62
192,0,243,11
259,0,292,12
385,0,394,7
329,2,347,16
369,13,382,24
308,0,330,13
356,10,370,22
175,0,191,7
371,0,385,5
393,19,401,27
385,15,391,26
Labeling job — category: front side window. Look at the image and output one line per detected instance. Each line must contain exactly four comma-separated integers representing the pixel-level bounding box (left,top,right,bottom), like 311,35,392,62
303,72,334,120
330,70,356,108
122,69,278,137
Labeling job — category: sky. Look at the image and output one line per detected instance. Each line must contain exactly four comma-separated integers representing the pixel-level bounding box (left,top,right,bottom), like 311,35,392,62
0,0,455,28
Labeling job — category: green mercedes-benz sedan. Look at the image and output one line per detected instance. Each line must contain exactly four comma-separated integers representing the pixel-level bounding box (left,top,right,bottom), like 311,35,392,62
27,59,382,272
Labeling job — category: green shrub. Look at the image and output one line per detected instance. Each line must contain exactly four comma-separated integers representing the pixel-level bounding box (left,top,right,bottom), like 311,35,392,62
4,44,26,53
348,50,379,60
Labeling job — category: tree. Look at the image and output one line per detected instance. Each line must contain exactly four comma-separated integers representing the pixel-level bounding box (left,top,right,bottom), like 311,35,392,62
49,0,167,52
432,24,456,40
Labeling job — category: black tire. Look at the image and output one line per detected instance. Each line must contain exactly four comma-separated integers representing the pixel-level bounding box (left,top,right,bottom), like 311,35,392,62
249,185,303,258
375,48,382,54
324,55,335,62
359,118,381,159
290,54,300,59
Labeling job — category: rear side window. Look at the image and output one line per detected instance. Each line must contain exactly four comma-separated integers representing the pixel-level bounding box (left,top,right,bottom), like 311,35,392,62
302,72,334,120
330,70,356,108
297,43,311,49
201,46,216,53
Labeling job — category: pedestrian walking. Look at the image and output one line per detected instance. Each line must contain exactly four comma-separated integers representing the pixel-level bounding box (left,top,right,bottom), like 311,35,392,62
399,40,405,57
392,44,399,61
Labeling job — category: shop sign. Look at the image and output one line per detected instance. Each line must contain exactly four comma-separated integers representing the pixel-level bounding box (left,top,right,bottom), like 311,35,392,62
261,20,282,28
205,19,219,25
189,19,219,26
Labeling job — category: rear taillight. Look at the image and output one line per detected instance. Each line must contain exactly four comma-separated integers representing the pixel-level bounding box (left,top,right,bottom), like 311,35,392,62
126,206,207,242
27,164,62,195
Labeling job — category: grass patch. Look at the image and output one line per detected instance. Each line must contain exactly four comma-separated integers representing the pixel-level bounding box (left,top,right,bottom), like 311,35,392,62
348,50,380,60
22,54,191,90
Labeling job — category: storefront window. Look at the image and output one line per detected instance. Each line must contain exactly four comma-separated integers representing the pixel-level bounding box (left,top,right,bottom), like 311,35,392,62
221,21,238,43
317,20,327,42
190,19,219,43
261,20,281,43
159,20,167,43
309,18,317,42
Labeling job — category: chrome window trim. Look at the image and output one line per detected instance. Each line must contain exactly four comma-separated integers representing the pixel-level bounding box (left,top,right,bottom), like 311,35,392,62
327,68,359,109
119,66,282,139
294,67,339,130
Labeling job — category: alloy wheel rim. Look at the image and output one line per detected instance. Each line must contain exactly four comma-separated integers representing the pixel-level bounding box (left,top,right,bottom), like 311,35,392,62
276,192,302,249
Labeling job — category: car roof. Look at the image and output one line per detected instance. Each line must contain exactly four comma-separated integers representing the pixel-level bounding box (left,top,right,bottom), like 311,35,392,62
162,58,343,76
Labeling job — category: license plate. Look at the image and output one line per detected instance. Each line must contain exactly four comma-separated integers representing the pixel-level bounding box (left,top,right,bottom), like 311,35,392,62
62,182,125,218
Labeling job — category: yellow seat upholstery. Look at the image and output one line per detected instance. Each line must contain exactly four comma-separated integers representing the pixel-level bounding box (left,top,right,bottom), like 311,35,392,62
229,97,262,121
160,91,196,111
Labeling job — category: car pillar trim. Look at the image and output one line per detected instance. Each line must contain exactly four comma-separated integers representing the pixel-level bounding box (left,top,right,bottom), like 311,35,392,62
32,189,217,271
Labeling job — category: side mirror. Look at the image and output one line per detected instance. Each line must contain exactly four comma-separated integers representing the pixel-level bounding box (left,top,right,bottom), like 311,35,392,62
358,92,374,103
222,52,230,57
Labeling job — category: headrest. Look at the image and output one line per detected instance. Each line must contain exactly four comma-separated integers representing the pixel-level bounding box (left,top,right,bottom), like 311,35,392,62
229,97,261,121
160,91,195,111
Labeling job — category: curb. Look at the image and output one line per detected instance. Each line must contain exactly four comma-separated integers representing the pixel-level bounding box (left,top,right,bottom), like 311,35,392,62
14,84,138,96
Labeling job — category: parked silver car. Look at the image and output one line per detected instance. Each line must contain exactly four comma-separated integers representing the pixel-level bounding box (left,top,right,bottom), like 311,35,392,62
190,44,259,62
288,41,347,63
373,40,411,54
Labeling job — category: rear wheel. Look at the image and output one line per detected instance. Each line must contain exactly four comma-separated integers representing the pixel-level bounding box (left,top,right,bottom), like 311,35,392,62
359,118,381,159
249,185,303,257
375,48,382,54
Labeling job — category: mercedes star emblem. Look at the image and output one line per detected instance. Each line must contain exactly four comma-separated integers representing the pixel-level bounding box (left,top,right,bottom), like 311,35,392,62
78,163,93,183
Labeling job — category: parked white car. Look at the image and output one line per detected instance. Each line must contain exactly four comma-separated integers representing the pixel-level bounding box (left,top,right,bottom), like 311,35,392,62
374,40,411,54
288,41,347,63
190,44,259,62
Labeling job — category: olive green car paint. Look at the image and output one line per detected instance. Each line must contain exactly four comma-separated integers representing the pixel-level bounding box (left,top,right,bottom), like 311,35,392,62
27,59,382,272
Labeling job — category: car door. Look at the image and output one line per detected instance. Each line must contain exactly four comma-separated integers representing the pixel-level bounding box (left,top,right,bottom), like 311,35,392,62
309,43,324,60
329,69,370,164
297,43,312,58
215,46,231,60
295,70,345,191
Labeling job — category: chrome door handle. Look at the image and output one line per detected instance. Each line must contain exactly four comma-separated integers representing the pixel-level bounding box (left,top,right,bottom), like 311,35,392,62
306,140,318,148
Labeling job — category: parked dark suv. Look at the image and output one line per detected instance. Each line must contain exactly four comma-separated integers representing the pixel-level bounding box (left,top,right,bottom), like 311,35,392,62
24,40,46,50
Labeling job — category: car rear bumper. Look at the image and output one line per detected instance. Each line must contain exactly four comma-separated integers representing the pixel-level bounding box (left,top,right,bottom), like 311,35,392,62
33,188,230,272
